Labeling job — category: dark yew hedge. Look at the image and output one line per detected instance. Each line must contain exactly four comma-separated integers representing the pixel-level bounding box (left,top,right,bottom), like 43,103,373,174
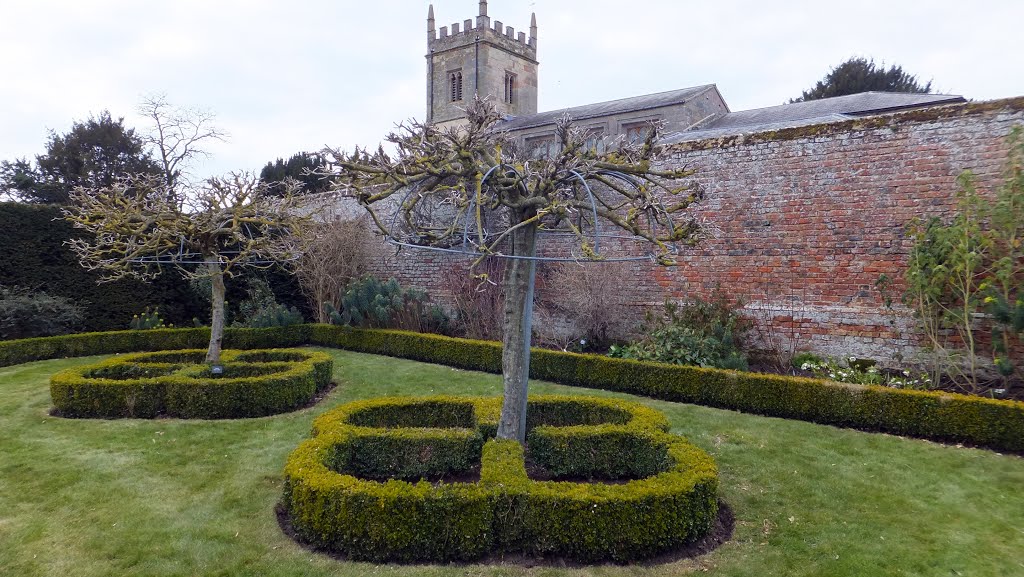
0,202,206,331
2,324,1022,452
282,395,718,563
0,202,311,333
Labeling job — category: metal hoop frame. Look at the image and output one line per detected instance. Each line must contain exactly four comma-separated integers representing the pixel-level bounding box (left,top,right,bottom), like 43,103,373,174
383,164,679,263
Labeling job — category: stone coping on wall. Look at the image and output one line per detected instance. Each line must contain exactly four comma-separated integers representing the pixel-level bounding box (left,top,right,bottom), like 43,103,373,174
667,96,1024,152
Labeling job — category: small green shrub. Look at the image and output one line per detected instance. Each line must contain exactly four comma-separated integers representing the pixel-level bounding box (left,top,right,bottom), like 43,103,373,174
801,356,933,390
241,303,304,328
0,286,84,340
50,348,332,419
283,395,718,563
233,278,305,328
129,307,166,330
791,351,823,370
325,276,449,334
609,292,749,370
0,326,312,368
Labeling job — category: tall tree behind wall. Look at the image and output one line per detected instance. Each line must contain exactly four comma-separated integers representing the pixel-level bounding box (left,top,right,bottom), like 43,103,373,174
259,152,333,196
791,57,933,103
0,112,162,204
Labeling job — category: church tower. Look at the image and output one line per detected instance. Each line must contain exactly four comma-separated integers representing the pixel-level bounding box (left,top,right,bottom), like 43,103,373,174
426,1,538,127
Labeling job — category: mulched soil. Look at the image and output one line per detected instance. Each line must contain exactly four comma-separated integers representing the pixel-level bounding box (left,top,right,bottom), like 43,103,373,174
275,499,734,567
523,454,635,484
354,466,483,486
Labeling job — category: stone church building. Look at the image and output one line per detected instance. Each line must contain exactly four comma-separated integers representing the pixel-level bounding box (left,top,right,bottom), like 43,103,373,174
368,1,1024,365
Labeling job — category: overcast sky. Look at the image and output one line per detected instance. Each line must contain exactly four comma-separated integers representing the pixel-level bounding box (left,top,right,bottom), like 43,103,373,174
2,0,1022,179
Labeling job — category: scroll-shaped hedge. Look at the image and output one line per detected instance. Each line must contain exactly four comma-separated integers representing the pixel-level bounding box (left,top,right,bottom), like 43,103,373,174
50,348,333,419
282,395,718,563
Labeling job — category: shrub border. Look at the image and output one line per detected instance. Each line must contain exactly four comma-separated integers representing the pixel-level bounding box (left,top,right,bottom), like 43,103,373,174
2,324,1022,452
50,347,332,419
282,395,718,562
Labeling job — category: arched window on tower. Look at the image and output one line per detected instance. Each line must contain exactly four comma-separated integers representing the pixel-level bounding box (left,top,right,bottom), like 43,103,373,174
504,72,516,105
450,70,463,102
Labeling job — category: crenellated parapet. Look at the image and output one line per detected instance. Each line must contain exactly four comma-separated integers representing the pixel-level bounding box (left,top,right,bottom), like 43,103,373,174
425,2,539,125
428,3,537,59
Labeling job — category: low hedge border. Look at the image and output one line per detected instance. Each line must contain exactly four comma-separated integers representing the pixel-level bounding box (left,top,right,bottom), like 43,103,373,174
4,324,1023,452
282,395,718,563
50,348,332,419
0,325,312,367
306,326,1024,454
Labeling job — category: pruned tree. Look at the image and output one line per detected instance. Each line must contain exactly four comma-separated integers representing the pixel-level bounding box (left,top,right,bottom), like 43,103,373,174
139,94,228,191
322,99,704,443
62,173,316,363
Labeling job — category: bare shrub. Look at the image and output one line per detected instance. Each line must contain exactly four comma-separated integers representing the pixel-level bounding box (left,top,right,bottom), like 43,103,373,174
295,218,376,323
537,261,635,350
441,258,506,341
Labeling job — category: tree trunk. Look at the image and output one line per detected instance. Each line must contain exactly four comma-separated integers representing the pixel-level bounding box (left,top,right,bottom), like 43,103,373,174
496,223,538,443
206,260,227,364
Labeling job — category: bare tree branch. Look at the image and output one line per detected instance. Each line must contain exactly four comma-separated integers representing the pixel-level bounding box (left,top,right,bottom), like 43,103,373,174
139,94,229,191
318,98,706,442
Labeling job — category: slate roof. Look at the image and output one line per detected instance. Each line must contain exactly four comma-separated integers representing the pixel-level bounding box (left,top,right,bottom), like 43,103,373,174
498,85,719,131
665,92,966,143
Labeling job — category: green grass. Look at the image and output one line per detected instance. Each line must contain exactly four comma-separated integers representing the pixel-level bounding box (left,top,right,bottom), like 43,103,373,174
0,349,1022,577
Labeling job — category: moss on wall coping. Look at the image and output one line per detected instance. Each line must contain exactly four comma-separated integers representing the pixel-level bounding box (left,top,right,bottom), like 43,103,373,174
665,96,1024,153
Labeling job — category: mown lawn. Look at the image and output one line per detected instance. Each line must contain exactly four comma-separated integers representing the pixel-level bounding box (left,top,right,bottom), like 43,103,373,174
0,348,1022,577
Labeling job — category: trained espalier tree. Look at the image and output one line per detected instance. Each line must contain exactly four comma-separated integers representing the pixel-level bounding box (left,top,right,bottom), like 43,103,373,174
323,99,704,443
62,173,315,363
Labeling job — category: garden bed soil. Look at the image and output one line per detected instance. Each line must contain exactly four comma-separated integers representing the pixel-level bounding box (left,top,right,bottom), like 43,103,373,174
523,454,633,484
352,466,482,486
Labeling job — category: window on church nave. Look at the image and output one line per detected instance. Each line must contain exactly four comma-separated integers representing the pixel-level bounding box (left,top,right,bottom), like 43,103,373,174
450,70,463,102
623,122,654,144
526,135,559,159
584,129,606,154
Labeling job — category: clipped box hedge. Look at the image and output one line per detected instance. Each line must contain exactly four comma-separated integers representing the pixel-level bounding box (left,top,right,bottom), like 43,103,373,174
3,324,1023,452
307,326,1024,453
282,395,719,563
50,348,332,419
0,325,312,368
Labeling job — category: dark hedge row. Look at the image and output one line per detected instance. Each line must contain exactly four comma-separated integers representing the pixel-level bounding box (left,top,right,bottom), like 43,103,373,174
0,202,207,331
0,202,312,333
3,324,1022,452
50,347,332,419
283,395,718,562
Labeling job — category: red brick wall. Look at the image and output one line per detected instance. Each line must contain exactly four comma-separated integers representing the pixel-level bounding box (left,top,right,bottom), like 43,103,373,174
362,99,1024,366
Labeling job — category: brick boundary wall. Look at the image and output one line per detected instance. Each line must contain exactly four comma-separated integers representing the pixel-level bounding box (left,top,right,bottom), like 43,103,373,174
350,98,1024,367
